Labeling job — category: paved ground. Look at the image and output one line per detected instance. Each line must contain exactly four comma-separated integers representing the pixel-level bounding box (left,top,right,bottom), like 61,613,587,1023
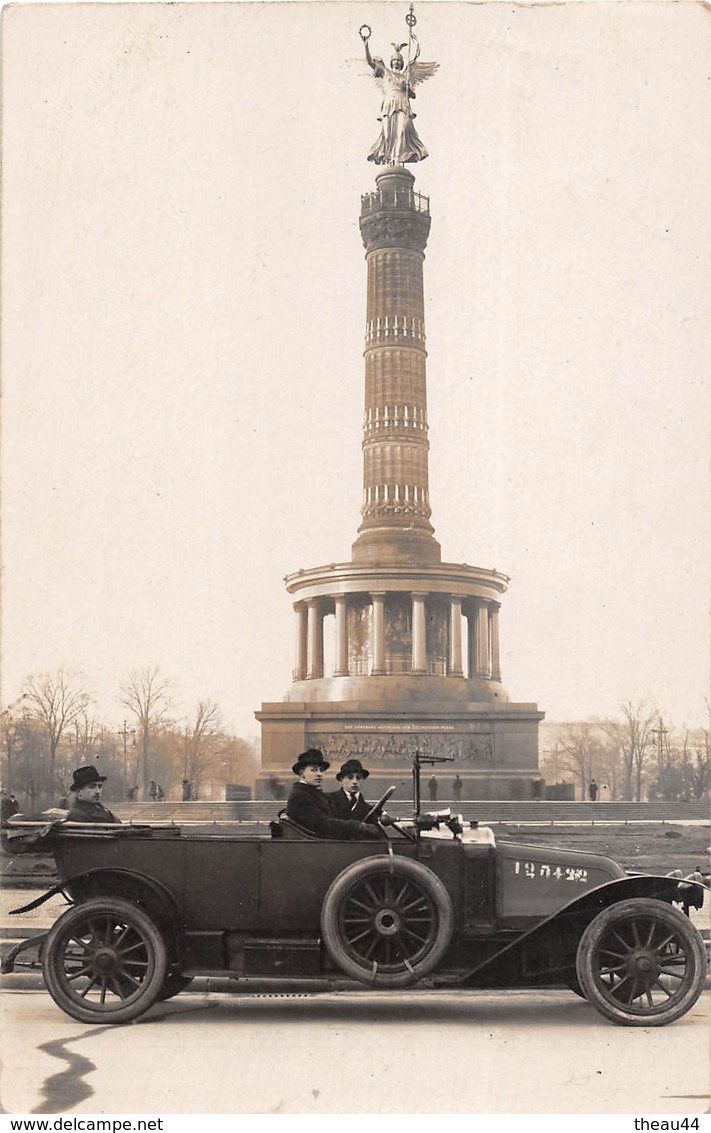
1,987,709,1115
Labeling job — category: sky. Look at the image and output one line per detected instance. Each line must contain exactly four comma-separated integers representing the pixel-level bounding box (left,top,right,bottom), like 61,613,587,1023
2,1,710,741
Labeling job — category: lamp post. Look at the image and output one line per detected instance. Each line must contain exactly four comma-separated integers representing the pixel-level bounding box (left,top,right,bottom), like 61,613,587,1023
117,720,136,800
651,717,669,798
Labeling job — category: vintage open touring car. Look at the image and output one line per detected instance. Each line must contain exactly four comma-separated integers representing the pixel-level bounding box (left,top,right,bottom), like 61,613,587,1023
4,771,708,1028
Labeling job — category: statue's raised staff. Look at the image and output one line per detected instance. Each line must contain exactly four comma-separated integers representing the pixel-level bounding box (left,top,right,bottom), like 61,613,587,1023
360,7,439,166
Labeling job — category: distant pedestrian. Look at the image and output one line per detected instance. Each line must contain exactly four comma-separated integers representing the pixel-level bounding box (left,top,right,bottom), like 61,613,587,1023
148,780,158,802
428,775,438,803
452,775,463,804
1,790,20,850
156,783,164,801
1,790,19,825
182,779,191,801
588,779,598,802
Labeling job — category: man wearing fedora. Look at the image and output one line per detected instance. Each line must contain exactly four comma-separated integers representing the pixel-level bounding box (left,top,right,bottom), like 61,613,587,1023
67,766,122,824
287,750,382,840
326,758,383,824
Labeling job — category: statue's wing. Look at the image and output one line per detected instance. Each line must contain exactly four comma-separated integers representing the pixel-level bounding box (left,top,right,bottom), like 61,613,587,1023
408,59,439,87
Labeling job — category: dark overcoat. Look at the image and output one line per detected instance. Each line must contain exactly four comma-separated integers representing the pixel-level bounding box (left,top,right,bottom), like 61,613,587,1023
67,798,122,824
325,788,375,823
286,782,381,840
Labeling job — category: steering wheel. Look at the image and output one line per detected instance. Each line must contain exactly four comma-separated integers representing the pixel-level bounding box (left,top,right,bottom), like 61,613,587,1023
362,786,417,842
362,785,397,823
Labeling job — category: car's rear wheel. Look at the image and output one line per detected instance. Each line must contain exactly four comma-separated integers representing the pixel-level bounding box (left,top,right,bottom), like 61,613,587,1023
43,897,168,1023
576,897,706,1026
321,855,454,988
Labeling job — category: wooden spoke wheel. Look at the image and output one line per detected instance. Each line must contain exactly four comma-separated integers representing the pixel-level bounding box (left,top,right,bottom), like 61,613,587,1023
321,856,453,988
576,897,706,1026
43,897,168,1023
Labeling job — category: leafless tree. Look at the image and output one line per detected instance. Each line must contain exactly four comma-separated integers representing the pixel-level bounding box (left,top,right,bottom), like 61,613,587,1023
23,670,91,789
554,721,604,799
219,734,260,790
119,667,172,796
685,728,710,801
0,697,29,792
603,700,657,801
182,700,222,795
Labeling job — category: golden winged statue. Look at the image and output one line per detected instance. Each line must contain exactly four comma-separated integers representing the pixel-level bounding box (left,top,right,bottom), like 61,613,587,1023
360,13,439,166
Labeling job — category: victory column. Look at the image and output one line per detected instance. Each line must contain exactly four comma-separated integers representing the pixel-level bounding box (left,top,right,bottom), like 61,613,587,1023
256,9,544,799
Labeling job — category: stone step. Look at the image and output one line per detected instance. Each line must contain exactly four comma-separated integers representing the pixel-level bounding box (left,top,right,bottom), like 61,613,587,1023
111,800,709,825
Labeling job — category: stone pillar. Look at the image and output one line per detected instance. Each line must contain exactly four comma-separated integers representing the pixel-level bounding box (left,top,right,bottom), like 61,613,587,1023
489,603,501,681
412,592,427,674
293,604,307,681
371,592,386,675
449,596,464,676
352,166,441,567
306,599,323,679
333,595,349,677
476,602,490,677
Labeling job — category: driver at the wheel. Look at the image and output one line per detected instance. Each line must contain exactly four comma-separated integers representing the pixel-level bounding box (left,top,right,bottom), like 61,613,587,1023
326,758,395,826
286,750,384,841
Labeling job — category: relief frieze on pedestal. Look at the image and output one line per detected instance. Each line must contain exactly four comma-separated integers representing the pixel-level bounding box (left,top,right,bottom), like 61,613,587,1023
307,731,494,765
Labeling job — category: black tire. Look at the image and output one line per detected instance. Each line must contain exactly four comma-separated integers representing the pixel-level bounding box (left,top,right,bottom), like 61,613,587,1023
565,972,586,998
321,855,454,988
43,897,168,1023
576,897,707,1027
158,972,194,1001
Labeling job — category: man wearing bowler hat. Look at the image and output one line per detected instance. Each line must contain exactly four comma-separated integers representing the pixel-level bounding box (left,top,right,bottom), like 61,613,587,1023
287,750,382,841
67,766,122,824
326,758,383,824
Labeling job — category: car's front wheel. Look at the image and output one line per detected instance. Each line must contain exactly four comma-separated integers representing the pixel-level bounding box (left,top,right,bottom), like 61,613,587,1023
576,897,706,1026
321,855,454,988
43,897,168,1023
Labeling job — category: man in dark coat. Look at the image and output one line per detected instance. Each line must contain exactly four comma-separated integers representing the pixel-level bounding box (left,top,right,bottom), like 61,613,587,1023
1,790,19,826
67,766,122,824
287,750,382,841
326,758,382,823
452,774,463,804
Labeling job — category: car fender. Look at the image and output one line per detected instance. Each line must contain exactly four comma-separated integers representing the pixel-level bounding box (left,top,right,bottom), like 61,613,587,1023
12,867,182,937
460,873,706,985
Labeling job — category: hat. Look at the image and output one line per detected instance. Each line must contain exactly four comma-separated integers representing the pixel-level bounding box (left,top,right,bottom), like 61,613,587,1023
292,749,330,775
336,758,370,781
69,765,107,792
